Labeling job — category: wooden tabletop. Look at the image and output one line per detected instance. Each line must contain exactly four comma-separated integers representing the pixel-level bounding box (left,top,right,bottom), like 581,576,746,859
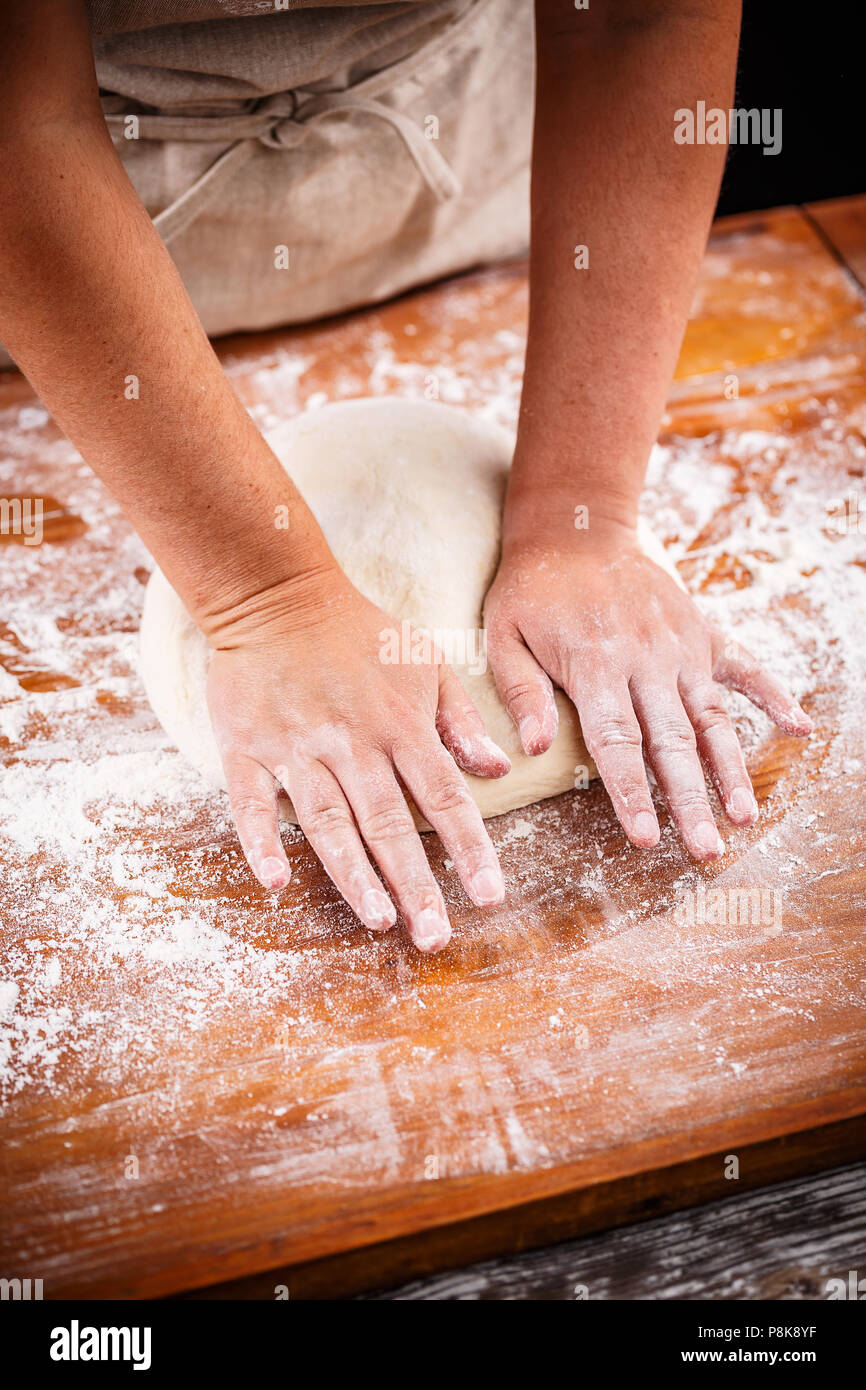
367,1161,866,1300
1,198,864,1300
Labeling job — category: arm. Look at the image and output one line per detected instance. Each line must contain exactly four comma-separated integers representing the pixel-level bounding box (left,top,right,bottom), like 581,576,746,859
0,0,509,950
508,0,738,545
485,0,811,858
0,0,330,631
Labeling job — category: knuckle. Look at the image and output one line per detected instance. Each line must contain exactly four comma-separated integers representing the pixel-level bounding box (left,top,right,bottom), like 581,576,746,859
646,720,697,758
691,700,731,736
420,772,471,818
302,802,353,839
500,679,538,707
672,790,712,814
361,803,415,844
230,791,274,820
585,714,642,755
305,723,360,763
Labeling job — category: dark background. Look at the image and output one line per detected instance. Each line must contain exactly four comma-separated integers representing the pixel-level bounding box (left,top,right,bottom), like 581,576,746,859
716,0,861,215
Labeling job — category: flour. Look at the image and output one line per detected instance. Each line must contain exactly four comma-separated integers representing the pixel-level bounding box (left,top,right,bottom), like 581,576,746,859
0,980,20,1022
1,272,865,1113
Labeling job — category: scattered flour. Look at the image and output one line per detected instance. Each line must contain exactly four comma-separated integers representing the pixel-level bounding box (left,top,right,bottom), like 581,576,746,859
0,262,864,1148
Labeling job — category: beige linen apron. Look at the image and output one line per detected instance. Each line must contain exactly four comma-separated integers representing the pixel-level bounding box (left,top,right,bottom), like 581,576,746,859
100,0,533,338
1,0,533,366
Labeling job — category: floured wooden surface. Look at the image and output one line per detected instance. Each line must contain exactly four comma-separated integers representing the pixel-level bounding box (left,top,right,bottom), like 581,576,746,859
0,202,864,1297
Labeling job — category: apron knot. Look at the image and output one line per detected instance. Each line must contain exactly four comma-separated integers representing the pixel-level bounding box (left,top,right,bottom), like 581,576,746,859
265,91,461,202
106,81,461,246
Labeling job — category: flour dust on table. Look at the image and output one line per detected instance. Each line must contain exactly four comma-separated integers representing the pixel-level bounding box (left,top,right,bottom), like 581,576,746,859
139,397,675,822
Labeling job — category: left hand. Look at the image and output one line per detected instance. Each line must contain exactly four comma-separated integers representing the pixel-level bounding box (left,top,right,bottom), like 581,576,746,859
483,529,812,859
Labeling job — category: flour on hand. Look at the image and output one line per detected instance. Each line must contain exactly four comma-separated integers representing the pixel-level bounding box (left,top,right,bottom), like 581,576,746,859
139,398,675,822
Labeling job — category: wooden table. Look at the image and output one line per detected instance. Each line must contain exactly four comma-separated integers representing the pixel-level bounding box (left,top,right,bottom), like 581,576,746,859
368,1161,866,1300
1,198,864,1300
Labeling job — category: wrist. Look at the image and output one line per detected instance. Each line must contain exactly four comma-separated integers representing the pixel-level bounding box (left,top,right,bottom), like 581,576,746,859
195,551,349,650
501,484,639,563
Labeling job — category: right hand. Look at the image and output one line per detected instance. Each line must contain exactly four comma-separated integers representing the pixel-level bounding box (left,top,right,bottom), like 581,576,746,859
206,568,511,952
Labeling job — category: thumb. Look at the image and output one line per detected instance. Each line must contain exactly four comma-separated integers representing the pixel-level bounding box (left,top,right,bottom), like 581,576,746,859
488,629,558,755
436,664,511,777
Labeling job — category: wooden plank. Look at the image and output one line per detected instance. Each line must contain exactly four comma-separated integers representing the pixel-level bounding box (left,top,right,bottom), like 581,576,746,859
1,201,864,1298
179,1118,866,1300
365,1161,866,1301
805,194,866,294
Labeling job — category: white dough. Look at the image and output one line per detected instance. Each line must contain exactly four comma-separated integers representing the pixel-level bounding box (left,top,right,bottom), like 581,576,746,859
139,398,679,824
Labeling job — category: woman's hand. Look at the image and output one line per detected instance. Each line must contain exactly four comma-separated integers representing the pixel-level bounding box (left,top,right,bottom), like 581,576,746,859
484,527,812,859
206,569,510,952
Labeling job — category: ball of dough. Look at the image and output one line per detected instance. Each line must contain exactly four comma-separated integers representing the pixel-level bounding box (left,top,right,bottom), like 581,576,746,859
139,398,674,824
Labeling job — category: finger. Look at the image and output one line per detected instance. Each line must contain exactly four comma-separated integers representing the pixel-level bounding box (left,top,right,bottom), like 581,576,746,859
335,757,452,953
570,681,659,848
393,737,505,907
222,754,291,891
487,628,558,754
679,675,759,826
277,760,396,933
436,665,511,778
713,636,812,736
630,682,724,861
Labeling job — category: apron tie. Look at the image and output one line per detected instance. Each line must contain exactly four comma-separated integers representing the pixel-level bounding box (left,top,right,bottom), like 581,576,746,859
102,0,504,245
266,92,461,202
105,88,461,246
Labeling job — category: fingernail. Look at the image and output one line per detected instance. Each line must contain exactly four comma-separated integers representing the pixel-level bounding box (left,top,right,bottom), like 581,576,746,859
729,787,758,821
793,708,813,734
259,856,290,890
632,811,659,844
469,865,504,906
694,822,721,857
360,889,396,931
413,908,452,953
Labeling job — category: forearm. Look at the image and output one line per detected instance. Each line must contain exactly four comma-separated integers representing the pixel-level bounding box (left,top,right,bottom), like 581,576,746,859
0,3,334,641
506,0,740,550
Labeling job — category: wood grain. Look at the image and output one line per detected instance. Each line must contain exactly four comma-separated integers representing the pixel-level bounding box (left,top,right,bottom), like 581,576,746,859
365,1161,866,1301
0,199,864,1300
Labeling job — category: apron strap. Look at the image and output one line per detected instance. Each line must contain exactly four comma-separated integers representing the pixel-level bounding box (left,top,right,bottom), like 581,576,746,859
152,139,260,244
107,90,460,246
